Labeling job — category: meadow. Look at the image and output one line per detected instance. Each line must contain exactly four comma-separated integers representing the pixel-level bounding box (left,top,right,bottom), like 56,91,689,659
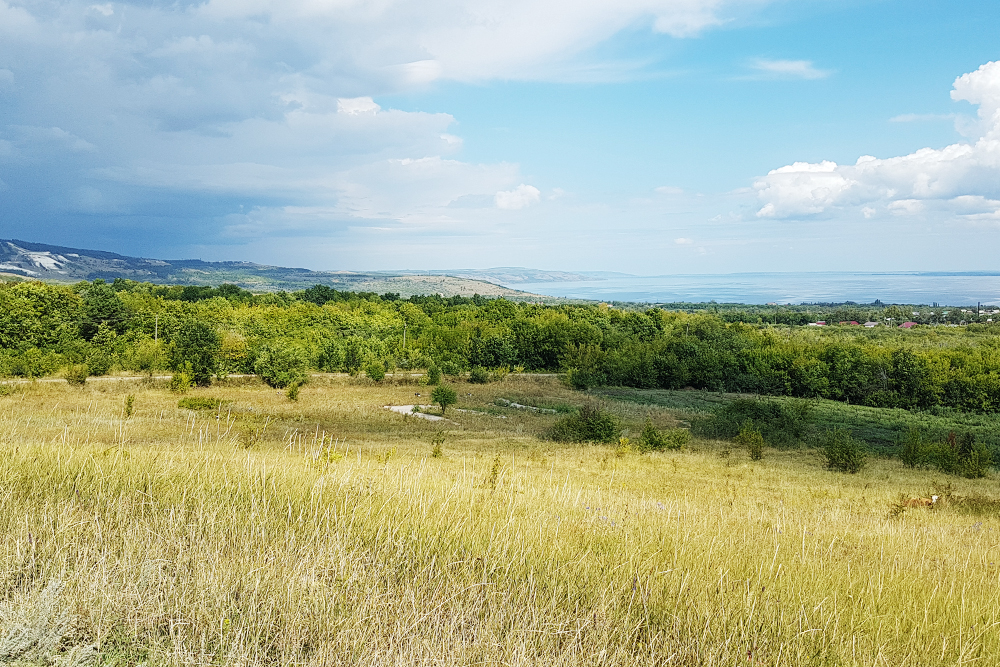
1,374,997,666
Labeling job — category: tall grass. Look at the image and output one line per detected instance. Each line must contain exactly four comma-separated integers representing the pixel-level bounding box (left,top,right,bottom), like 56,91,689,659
0,377,997,665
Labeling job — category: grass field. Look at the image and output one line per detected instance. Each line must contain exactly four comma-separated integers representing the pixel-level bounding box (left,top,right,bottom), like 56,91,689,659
0,375,998,666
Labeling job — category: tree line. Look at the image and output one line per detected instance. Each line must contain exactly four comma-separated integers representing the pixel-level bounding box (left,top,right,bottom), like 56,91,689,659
2,279,1000,413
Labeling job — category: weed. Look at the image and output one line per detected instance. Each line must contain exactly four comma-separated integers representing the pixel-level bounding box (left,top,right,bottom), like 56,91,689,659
486,454,502,489
286,382,302,401
431,432,445,458
378,447,397,464
123,394,135,419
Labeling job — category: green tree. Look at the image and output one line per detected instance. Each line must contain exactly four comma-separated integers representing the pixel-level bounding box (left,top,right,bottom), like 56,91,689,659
80,280,130,340
171,320,220,386
255,345,310,389
431,385,457,415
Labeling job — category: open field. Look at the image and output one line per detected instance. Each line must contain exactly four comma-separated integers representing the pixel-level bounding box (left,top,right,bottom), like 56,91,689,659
1,376,998,666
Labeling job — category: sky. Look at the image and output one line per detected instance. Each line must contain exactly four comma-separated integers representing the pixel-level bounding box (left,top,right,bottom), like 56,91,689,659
1,0,999,274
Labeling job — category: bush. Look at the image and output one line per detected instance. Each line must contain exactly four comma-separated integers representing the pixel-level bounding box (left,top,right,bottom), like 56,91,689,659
255,345,310,389
468,366,490,384
365,361,386,382
286,382,302,401
734,420,765,461
898,429,992,478
693,398,809,448
822,428,867,473
170,367,193,394
564,368,604,391
65,364,89,386
439,360,462,377
425,365,441,385
547,406,622,443
637,418,688,452
431,385,458,415
956,432,993,479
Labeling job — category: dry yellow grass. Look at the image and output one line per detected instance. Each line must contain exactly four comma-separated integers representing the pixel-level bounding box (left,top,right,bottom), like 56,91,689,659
0,376,997,666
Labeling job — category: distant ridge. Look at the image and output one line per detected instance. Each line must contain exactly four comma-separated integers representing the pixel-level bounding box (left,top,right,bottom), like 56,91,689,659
0,239,555,299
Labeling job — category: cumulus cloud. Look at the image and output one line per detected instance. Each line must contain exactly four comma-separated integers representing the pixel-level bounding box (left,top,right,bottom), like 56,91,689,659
747,59,831,80
495,184,541,210
337,97,381,115
754,60,1000,221
0,0,772,255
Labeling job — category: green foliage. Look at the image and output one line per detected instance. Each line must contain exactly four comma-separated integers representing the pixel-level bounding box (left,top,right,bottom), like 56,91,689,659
898,429,993,478
425,365,441,385
124,394,136,418
317,339,344,373
255,345,309,389
178,397,224,410
822,428,867,474
170,366,194,394
171,320,220,386
735,420,765,461
431,385,458,414
364,361,386,382
547,405,622,443
637,418,688,452
439,360,462,377
468,366,490,384
286,382,302,401
65,364,89,386
694,398,809,448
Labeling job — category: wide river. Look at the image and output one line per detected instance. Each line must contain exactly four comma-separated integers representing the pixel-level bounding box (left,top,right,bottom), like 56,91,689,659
513,272,1000,306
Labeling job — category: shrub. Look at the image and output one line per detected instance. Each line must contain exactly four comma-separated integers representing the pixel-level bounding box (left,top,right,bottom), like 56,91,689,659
65,364,89,386
170,367,193,394
85,350,113,377
364,361,386,382
425,365,441,385
439,360,461,377
956,432,993,479
693,398,809,448
822,428,867,473
564,368,604,391
637,418,688,452
286,382,302,401
899,428,925,468
318,339,345,372
255,345,309,389
547,406,622,443
431,385,458,415
735,419,765,461
468,366,490,384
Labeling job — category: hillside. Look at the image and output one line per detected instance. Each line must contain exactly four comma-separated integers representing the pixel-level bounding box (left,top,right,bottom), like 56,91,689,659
0,239,549,298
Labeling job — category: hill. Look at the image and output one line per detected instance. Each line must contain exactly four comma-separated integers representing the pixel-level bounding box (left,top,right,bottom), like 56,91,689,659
0,239,550,298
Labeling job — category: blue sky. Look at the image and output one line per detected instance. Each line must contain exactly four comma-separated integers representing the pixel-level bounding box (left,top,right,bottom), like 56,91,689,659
1,0,999,274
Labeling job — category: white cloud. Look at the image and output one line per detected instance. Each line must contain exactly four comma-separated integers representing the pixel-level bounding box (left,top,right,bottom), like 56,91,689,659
748,59,831,80
495,184,541,210
754,60,1000,221
655,185,684,195
337,97,381,115
674,237,693,244
88,4,114,17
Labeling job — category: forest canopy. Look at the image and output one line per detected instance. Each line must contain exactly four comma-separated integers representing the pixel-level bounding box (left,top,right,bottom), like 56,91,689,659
3,279,1000,413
